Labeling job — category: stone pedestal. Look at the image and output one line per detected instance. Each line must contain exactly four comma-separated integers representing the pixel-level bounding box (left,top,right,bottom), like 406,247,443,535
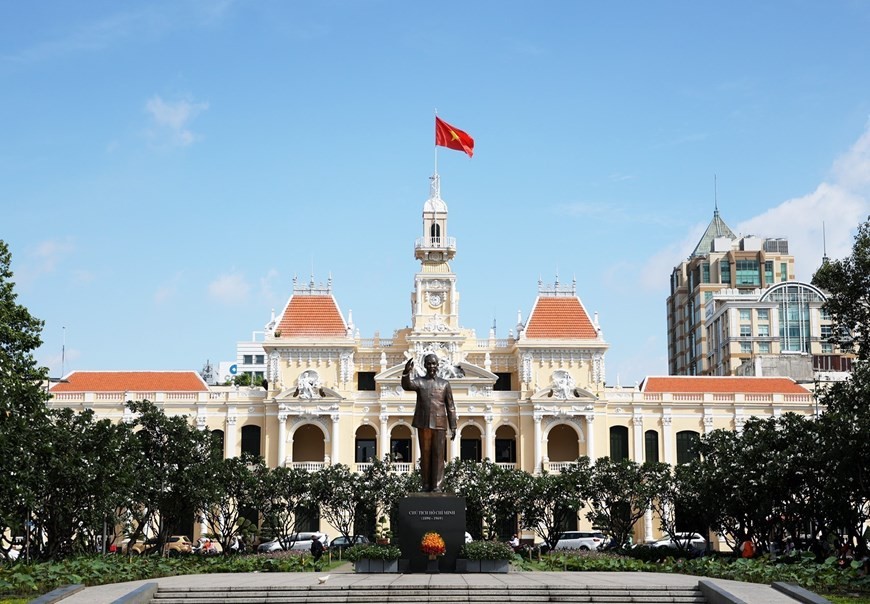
398,494,465,573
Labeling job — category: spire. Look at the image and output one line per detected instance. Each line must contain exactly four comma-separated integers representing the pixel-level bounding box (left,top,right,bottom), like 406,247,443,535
691,207,737,257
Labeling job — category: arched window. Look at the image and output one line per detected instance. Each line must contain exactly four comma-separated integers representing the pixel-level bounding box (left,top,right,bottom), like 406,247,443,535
609,426,629,461
547,424,580,461
460,425,482,462
644,430,659,463
292,424,325,462
494,425,517,464
390,425,412,463
430,223,441,245
211,429,225,457
355,425,377,463
676,430,701,465
240,425,261,457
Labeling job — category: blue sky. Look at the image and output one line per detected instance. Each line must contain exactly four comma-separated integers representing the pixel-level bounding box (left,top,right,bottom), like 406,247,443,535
3,1,870,386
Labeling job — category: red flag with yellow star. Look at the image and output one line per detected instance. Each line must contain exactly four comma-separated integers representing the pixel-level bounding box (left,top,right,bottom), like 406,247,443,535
435,116,474,157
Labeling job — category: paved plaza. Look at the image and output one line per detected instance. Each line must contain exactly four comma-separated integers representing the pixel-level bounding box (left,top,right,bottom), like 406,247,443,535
55,563,802,604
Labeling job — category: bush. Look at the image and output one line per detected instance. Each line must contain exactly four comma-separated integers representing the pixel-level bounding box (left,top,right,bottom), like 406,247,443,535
343,544,401,562
0,554,311,596
459,541,514,561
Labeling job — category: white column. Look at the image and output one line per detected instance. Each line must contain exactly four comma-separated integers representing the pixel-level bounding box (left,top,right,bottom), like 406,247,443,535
225,411,238,458
662,411,673,465
416,278,422,316
484,414,494,461
644,509,654,542
632,413,644,462
331,414,340,463
585,415,596,461
277,412,288,467
380,414,389,460
451,426,461,460
533,415,542,474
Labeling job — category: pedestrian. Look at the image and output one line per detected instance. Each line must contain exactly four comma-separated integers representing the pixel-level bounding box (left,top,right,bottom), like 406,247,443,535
310,533,325,570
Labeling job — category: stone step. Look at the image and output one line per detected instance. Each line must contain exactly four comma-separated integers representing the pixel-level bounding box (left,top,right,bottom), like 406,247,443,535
152,584,706,604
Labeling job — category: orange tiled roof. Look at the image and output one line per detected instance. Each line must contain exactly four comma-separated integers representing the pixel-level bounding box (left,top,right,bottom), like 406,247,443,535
641,376,810,395
525,297,598,339
276,295,347,337
51,371,208,392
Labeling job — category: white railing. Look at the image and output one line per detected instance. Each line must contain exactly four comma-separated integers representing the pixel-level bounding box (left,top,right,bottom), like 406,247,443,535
355,463,373,473
415,236,456,250
357,338,394,348
495,462,517,470
291,461,325,472
474,339,513,349
547,461,577,474
391,463,413,473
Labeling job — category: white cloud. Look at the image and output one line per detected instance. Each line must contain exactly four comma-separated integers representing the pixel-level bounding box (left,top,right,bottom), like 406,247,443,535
635,223,707,293
15,237,75,285
145,96,209,147
259,268,281,304
738,119,870,280
737,183,866,280
154,272,183,305
208,272,251,305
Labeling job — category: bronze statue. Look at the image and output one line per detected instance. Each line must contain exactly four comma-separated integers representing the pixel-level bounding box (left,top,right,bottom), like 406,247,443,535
402,354,457,492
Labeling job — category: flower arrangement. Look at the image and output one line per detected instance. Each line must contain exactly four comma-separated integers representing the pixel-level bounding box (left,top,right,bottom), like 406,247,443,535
420,532,446,557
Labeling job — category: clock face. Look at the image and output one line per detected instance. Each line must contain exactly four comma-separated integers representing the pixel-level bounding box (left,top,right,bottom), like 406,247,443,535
429,293,443,307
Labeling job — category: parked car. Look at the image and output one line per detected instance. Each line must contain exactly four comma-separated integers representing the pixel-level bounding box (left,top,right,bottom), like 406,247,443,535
257,532,322,553
129,535,193,556
553,531,607,551
330,535,369,552
650,532,706,550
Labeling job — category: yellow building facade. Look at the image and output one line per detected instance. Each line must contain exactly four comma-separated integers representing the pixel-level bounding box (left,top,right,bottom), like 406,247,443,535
50,174,817,543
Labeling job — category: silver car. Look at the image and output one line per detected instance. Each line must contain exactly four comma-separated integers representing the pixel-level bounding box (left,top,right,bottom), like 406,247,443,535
553,531,607,551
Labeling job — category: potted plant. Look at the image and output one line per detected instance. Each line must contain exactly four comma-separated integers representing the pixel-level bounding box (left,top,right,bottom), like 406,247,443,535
420,531,446,573
375,516,392,544
345,543,401,573
457,540,514,573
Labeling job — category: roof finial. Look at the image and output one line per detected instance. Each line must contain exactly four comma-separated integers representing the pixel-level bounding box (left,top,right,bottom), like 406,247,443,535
821,220,830,264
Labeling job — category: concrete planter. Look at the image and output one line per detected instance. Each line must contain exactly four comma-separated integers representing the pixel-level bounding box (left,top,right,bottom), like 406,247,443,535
353,559,399,573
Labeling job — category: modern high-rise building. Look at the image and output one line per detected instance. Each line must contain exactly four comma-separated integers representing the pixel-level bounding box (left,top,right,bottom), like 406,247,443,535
667,209,852,380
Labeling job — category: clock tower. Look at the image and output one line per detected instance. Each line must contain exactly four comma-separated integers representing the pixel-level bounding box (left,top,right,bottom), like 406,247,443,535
410,173,461,341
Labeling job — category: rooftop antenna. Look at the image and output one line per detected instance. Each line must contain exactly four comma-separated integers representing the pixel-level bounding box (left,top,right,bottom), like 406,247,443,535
822,221,830,264
714,174,719,215
61,326,66,378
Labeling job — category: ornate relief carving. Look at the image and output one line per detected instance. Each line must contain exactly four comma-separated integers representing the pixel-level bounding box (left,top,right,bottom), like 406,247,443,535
423,313,450,332
294,370,322,399
340,352,354,383
522,353,533,383
550,370,577,399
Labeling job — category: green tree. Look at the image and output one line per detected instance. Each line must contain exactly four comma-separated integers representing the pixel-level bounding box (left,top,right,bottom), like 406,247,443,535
27,408,134,559
442,459,526,540
0,240,51,561
816,360,870,558
309,463,364,543
122,400,214,554
585,457,662,548
362,455,419,535
516,458,592,551
262,465,314,542
812,217,870,359
194,453,269,554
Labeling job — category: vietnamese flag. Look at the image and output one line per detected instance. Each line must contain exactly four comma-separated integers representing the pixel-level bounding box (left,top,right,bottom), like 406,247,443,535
435,116,474,157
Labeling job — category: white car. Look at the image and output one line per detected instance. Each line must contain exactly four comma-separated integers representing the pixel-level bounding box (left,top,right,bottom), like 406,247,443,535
553,531,607,551
651,532,706,550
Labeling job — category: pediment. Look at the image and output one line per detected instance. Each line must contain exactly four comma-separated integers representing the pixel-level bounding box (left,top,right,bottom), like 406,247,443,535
274,386,344,402
530,385,598,404
376,361,496,384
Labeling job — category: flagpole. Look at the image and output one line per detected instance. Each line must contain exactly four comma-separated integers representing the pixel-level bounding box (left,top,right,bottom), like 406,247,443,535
433,108,439,178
